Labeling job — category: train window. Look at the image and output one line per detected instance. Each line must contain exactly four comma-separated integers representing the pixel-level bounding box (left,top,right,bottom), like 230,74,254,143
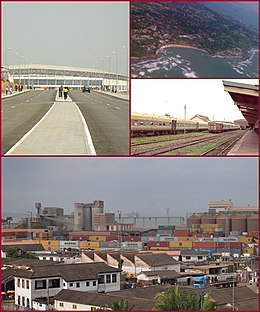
134,121,138,126
140,121,143,125
150,122,153,125
163,123,166,126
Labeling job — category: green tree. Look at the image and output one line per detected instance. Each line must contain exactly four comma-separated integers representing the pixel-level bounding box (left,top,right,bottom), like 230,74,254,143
106,299,131,311
153,285,217,310
6,247,36,259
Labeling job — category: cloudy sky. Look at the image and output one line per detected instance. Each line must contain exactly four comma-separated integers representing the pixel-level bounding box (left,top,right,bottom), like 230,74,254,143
131,79,259,122
2,157,258,221
1,1,129,74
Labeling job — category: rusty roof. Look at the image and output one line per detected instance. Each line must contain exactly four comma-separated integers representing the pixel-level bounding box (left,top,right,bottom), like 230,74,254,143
136,253,179,267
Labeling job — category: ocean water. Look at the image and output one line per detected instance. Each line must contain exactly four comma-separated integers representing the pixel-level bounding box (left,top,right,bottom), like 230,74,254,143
131,47,258,78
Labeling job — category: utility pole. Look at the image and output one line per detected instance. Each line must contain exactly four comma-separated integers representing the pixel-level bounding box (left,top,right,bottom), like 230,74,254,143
184,104,187,134
27,211,32,240
117,210,122,249
166,208,170,226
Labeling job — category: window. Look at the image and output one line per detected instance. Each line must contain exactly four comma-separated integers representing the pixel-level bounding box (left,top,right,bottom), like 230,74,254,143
186,256,191,260
93,281,97,286
86,281,90,287
99,275,105,284
112,274,117,283
26,280,29,289
18,296,21,305
198,256,203,260
76,282,80,288
27,298,30,308
35,280,47,290
22,297,25,306
63,283,66,287
22,279,25,288
69,283,73,287
106,275,111,283
49,279,60,288
73,305,77,309
17,279,20,287
59,303,64,307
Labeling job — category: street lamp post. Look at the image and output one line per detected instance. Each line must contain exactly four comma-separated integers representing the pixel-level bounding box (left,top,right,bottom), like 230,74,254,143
12,52,18,87
106,55,111,91
4,48,11,93
184,104,187,134
100,58,104,90
112,51,118,92
122,45,128,92
19,55,24,85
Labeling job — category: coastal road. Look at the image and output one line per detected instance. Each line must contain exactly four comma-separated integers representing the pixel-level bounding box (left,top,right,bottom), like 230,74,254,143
69,90,129,155
2,90,56,154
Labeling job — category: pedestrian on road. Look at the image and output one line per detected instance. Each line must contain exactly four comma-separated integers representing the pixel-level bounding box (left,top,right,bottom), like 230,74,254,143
59,86,63,97
63,87,69,100
10,87,13,94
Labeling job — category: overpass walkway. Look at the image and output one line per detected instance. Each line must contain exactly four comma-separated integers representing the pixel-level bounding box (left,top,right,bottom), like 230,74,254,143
5,92,96,155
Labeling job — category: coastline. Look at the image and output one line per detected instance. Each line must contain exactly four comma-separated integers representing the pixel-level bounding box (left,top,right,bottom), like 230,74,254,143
132,43,258,62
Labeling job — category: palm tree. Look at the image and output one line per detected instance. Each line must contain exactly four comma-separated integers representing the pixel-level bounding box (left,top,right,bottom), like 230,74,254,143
107,298,131,310
153,285,217,310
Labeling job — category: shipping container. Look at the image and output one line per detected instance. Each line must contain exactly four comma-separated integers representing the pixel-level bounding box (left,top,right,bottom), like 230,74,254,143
158,225,175,230
79,241,100,249
121,236,141,242
100,241,119,248
121,241,143,249
150,247,170,251
173,229,190,237
40,240,60,251
242,248,254,255
88,235,107,242
192,241,217,248
60,241,79,249
169,241,192,248
238,237,253,243
178,236,196,242
217,237,238,242
199,238,217,242
147,241,170,248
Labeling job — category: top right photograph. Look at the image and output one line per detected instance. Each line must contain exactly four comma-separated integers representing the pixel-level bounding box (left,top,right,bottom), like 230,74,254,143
131,1,258,78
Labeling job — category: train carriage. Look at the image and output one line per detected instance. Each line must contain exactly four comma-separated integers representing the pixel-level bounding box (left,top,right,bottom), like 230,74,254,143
131,112,208,136
208,121,240,133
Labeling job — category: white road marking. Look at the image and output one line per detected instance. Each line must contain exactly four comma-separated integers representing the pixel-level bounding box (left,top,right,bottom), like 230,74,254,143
5,102,56,155
116,107,120,110
12,106,15,109
107,104,110,106
73,102,96,155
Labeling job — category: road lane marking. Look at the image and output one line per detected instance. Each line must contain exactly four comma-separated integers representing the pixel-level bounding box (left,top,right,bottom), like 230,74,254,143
5,102,56,155
12,106,15,108
73,102,96,155
107,104,110,106
116,107,120,110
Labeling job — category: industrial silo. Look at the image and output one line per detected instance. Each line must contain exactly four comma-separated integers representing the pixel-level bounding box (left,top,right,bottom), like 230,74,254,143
200,214,216,224
187,214,201,227
247,215,258,233
74,203,84,231
216,214,231,235
231,214,247,234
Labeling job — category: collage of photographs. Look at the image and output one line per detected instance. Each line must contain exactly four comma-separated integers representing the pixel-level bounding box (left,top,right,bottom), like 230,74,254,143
1,0,259,311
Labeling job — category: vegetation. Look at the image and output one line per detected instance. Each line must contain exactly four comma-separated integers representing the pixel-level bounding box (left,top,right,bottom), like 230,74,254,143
153,285,217,310
6,247,37,259
106,299,131,310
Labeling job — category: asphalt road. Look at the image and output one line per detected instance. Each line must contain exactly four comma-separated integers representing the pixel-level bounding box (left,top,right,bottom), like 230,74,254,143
2,90,56,154
69,90,129,155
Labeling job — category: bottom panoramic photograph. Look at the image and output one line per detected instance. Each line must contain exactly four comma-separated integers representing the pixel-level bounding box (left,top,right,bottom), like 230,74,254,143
1,157,258,310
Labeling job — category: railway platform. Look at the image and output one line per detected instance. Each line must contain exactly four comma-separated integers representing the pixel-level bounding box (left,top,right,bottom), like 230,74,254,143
5,91,96,155
227,130,258,156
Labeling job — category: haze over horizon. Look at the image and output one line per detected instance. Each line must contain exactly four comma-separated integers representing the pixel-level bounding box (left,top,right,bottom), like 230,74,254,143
2,2,129,75
2,157,258,221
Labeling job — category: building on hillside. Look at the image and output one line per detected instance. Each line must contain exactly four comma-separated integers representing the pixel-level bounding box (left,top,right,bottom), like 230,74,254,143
190,114,210,123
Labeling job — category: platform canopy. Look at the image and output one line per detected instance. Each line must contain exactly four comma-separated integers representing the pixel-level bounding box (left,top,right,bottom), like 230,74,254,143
223,81,258,130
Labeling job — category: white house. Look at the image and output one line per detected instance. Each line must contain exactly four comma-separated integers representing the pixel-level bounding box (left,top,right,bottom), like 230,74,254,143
13,262,121,310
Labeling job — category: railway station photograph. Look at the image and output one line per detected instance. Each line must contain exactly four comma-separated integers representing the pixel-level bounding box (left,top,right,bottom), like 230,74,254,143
1,1,129,155
131,79,258,156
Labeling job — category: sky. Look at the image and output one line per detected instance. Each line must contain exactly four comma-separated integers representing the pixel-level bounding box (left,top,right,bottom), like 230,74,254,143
131,79,259,122
1,1,129,75
2,157,258,221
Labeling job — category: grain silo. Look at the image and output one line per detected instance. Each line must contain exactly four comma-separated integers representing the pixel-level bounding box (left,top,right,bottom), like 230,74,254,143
247,215,258,233
201,214,216,224
74,203,84,231
231,214,247,234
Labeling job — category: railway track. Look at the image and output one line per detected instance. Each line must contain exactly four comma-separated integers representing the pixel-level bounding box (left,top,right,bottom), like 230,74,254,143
201,133,245,156
132,131,245,156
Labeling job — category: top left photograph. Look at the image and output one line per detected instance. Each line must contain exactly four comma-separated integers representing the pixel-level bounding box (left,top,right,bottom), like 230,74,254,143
1,1,129,156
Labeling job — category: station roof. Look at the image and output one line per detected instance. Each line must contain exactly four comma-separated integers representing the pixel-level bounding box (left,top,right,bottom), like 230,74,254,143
223,81,258,129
